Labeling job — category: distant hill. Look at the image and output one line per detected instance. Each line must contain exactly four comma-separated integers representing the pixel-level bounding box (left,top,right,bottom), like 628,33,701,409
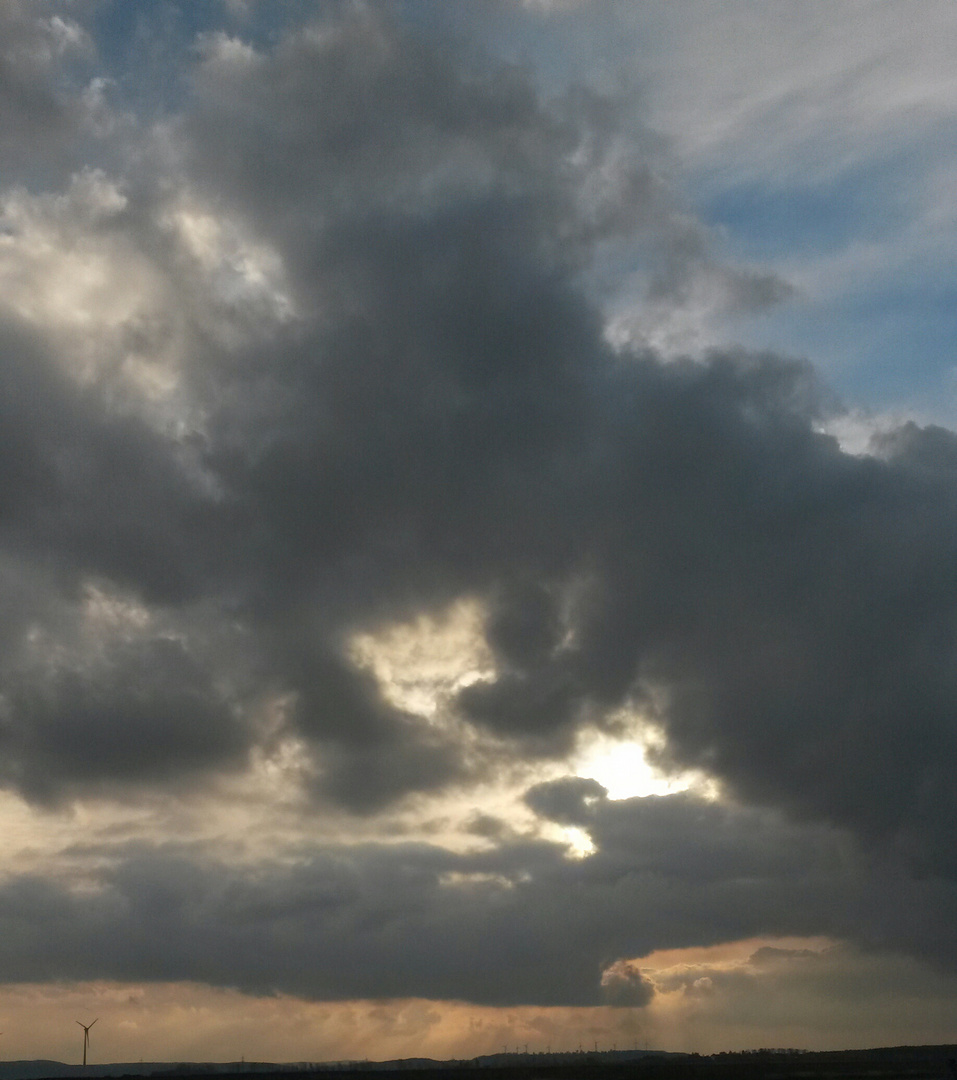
1,1045,956,1080
0,1050,679,1080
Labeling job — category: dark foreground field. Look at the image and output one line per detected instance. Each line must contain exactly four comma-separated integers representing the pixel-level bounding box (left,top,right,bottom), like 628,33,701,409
12,1047,957,1080
152,1047,957,1080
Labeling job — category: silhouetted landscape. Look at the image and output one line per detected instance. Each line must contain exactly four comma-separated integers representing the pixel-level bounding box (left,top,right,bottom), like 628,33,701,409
4,1047,957,1080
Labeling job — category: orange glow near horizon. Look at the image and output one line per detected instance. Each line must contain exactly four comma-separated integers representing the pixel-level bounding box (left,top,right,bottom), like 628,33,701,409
4,937,957,1065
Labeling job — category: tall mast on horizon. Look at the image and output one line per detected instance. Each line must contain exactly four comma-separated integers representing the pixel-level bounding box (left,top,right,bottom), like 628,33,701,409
76,1019,98,1067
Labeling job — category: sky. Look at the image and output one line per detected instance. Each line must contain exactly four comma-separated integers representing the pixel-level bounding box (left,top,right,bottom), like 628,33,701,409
2,0,957,1064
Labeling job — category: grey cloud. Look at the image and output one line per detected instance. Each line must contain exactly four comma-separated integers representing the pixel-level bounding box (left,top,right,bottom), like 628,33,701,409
0,2,98,181
0,787,948,1006
0,318,219,602
601,959,656,1007
166,12,806,805
0,2,954,905
485,579,564,670
185,14,667,270
0,326,253,798
463,812,511,840
0,7,72,134
0,795,811,1002
0,636,247,804
535,785,957,976
524,776,607,825
309,718,469,815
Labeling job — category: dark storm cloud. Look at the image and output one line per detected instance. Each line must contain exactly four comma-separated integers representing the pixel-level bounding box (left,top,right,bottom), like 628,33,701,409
524,776,607,825
0,790,857,1004
0,317,254,796
284,645,468,810
0,785,950,1006
1,4,957,903
0,636,246,803
0,318,218,603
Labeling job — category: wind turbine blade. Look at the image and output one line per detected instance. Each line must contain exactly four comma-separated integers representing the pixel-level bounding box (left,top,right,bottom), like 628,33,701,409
89,1019,98,1028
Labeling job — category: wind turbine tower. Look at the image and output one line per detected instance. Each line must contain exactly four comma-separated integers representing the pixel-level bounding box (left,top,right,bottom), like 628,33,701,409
76,1019,98,1066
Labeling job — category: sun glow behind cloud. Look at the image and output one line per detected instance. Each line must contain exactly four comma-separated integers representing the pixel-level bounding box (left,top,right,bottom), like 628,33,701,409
347,604,703,848
572,730,706,801
348,600,495,722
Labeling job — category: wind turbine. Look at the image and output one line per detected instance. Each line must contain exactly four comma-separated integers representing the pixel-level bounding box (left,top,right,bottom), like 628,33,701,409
76,1019,97,1066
